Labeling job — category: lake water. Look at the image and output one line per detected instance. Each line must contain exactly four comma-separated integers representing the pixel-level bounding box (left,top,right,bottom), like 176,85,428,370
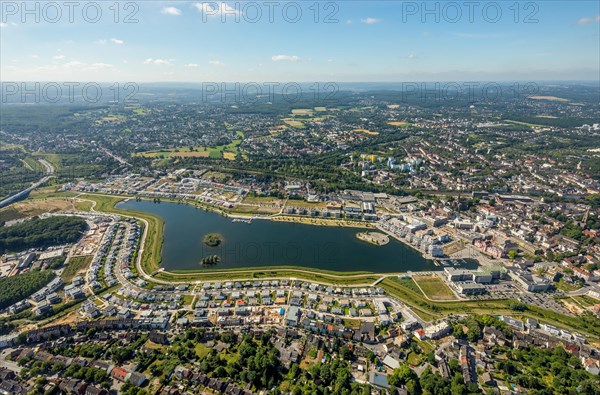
117,200,479,273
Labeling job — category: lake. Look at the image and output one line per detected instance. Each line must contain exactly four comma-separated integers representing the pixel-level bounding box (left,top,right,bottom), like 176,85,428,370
117,200,479,273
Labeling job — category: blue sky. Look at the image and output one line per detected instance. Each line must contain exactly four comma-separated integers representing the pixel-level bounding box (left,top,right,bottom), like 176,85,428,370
1,1,599,82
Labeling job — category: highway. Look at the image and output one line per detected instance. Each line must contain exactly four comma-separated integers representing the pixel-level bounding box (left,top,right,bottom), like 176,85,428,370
0,159,55,209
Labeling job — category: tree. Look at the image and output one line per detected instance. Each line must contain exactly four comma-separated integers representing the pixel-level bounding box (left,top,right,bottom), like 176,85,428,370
388,363,417,387
339,345,353,361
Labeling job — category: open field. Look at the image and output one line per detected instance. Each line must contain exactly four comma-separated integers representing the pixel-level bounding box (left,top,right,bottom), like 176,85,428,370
387,121,410,127
0,197,83,222
528,95,569,102
62,255,93,282
387,104,400,109
241,195,284,205
504,120,545,128
95,115,126,123
291,109,314,116
134,132,243,160
170,151,210,158
353,129,379,135
314,106,327,112
282,118,305,128
412,275,457,300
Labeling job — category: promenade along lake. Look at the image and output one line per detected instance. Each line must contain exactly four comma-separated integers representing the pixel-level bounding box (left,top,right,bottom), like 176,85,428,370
118,200,479,273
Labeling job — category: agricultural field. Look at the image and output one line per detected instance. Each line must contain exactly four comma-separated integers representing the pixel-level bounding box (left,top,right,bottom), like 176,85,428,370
291,108,314,116
282,118,305,128
387,121,410,127
528,95,570,102
353,129,379,136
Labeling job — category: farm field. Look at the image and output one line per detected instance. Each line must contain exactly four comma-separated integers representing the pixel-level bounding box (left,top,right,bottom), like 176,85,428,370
353,129,379,135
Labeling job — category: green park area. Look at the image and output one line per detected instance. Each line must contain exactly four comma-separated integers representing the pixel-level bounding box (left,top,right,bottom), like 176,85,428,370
134,131,244,160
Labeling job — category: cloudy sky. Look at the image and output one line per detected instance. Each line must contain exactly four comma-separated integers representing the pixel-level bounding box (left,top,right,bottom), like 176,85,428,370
1,1,599,82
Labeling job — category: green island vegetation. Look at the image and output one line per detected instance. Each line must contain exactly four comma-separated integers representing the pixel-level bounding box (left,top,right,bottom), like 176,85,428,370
0,270,55,309
0,216,87,253
200,255,221,266
203,233,223,247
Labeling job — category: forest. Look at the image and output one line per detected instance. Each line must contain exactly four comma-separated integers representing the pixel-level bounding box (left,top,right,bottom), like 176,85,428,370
0,216,87,253
0,270,55,309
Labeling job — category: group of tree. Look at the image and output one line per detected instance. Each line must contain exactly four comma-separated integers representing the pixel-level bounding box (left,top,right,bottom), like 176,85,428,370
0,216,87,253
0,269,55,309
18,358,111,389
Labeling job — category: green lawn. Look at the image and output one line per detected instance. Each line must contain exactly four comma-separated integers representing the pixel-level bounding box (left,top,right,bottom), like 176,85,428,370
412,275,457,300
195,343,210,358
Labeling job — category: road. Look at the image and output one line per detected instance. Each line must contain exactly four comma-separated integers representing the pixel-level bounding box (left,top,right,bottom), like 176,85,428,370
100,147,131,166
0,348,22,373
0,159,55,208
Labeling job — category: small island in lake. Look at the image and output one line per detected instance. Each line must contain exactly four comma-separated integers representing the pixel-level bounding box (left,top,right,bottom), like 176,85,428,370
200,255,221,266
203,233,223,247
356,231,390,246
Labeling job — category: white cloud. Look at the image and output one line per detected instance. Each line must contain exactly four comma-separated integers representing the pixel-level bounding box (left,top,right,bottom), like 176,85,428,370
185,63,199,67
407,53,417,59
97,38,124,45
89,63,114,70
61,61,113,71
161,6,182,16
576,15,600,25
194,2,241,17
53,54,65,60
144,58,173,66
209,60,224,67
271,55,301,62
361,18,381,24
0,22,7,28
345,20,353,25
31,54,39,59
